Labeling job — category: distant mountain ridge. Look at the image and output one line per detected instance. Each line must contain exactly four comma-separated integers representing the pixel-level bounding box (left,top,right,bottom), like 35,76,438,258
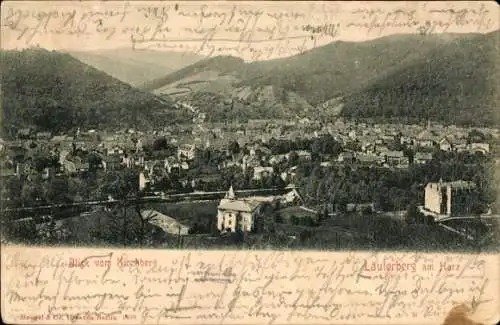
68,49,204,87
1,48,190,136
142,32,499,126
2,31,497,136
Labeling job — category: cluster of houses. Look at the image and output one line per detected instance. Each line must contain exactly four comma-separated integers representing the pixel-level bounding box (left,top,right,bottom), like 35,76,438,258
3,119,497,242
1,120,498,191
329,121,494,168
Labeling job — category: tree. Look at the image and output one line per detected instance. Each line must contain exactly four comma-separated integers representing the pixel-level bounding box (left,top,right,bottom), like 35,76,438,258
317,206,329,222
231,228,244,245
45,177,70,204
229,140,240,155
152,136,168,151
21,181,44,206
269,172,285,188
87,152,102,171
2,177,22,204
100,169,139,200
310,140,322,160
3,219,39,244
97,169,146,246
361,205,373,215
468,129,485,143
406,202,425,224
299,230,313,243
287,151,299,166
302,216,317,227
403,147,414,164
31,150,56,172
335,196,348,213
133,207,160,247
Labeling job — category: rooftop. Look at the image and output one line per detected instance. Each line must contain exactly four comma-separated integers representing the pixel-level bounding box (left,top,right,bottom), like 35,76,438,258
179,144,195,151
416,130,437,140
427,180,477,190
141,209,188,232
218,198,261,213
415,152,433,159
445,180,477,189
385,151,405,158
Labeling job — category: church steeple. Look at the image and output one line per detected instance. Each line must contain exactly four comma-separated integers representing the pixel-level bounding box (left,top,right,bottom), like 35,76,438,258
225,185,235,199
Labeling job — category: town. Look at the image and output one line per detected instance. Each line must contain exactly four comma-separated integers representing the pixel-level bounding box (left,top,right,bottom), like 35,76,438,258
1,115,499,250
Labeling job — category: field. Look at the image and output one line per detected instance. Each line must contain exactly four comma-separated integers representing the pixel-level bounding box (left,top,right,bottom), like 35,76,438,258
146,201,218,228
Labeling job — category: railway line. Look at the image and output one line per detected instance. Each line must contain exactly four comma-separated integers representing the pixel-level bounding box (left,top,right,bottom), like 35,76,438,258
1,187,296,221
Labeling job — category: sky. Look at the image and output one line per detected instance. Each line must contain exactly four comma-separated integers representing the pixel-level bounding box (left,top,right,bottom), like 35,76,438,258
1,1,498,61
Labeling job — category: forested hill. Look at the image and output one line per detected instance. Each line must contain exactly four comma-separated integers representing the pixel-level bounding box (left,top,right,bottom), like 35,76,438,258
341,31,500,126
140,32,500,126
142,34,462,104
0,48,187,137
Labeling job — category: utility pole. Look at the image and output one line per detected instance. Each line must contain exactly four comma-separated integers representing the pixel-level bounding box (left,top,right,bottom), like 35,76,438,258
177,225,182,248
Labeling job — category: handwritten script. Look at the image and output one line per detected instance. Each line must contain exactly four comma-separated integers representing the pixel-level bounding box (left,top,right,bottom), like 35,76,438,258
2,246,498,324
1,2,497,60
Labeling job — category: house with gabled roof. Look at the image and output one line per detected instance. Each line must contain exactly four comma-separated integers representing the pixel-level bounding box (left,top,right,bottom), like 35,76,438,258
385,151,409,167
376,145,391,155
141,209,189,236
106,146,125,156
439,137,453,152
102,155,122,171
293,150,312,161
269,154,287,165
416,130,437,148
450,137,468,152
400,135,414,146
164,156,181,174
17,128,32,139
280,187,304,207
469,142,490,155
36,132,52,141
217,186,265,233
356,153,383,166
338,151,354,163
253,166,274,180
178,144,196,161
414,152,433,165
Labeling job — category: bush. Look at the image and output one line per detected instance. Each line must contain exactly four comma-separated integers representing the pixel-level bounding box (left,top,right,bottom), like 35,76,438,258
301,216,318,227
406,203,432,225
188,222,209,234
361,206,373,215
